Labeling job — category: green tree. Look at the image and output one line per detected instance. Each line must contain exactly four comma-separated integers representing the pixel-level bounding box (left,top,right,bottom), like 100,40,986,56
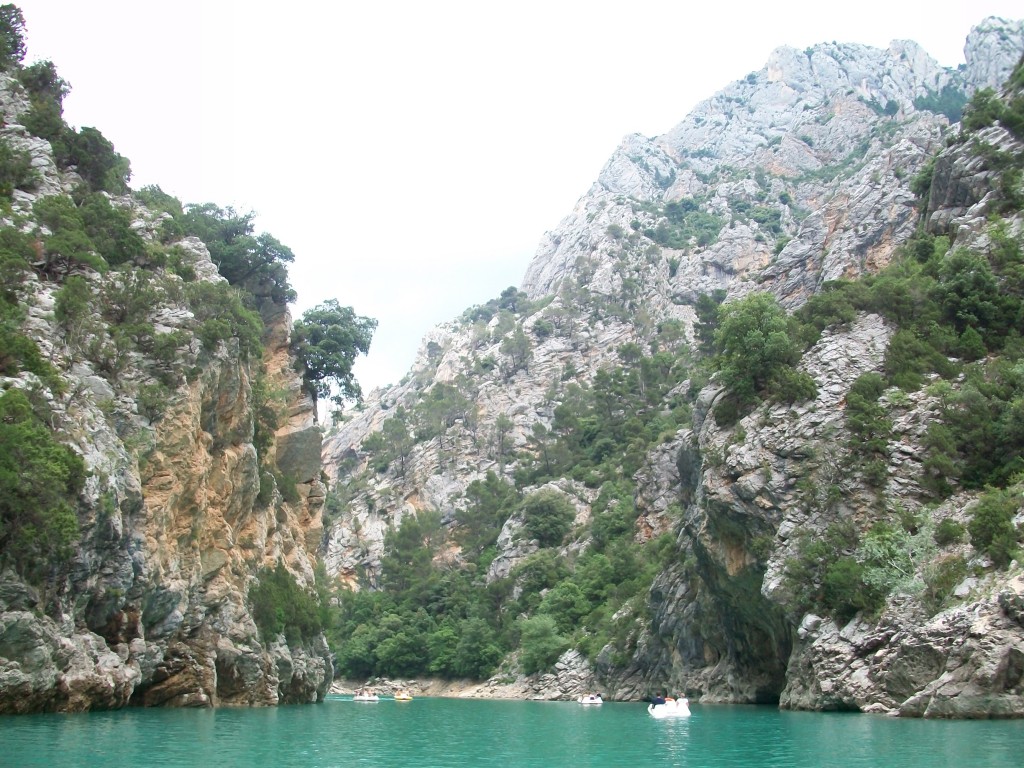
54,274,93,349
33,194,107,275
694,289,727,354
0,226,35,299
380,510,444,599
961,88,1004,132
956,326,987,362
380,409,414,475
0,4,26,70
883,329,943,391
934,248,1004,342
457,471,517,558
452,618,503,679
335,623,378,678
135,185,186,244
249,561,323,646
184,281,263,359
499,326,532,378
784,520,862,620
572,552,615,603
589,482,637,551
934,519,965,547
17,60,70,154
713,292,805,407
968,489,1020,568
497,285,528,313
492,412,514,473
0,389,85,582
76,191,146,266
845,372,891,487
292,299,376,406
517,614,569,675
413,381,473,448
64,127,131,194
375,619,426,677
538,581,590,634
181,204,296,304
519,489,575,548
0,302,60,389
913,85,968,123
426,623,459,676
0,138,35,198
822,556,884,624
18,59,69,103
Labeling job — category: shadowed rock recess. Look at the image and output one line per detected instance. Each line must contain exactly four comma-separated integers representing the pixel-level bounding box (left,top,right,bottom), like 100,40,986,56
322,17,1024,717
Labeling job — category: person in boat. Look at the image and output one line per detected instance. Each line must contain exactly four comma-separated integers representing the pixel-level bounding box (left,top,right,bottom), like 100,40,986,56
651,693,666,706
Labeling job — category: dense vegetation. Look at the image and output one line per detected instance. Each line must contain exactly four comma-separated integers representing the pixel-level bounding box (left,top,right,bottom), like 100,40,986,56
775,222,1024,617
327,482,676,680
326,301,690,678
632,197,725,249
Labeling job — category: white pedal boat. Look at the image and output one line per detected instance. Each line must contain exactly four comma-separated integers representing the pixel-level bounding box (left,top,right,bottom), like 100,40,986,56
647,698,690,718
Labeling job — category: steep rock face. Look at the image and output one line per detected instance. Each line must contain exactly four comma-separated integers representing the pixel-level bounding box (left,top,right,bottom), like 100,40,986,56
927,124,1022,235
763,111,1024,718
598,314,893,703
320,19,1024,715
963,17,1024,93
0,75,331,713
780,575,1024,718
522,38,958,307
616,52,1024,714
1,285,331,713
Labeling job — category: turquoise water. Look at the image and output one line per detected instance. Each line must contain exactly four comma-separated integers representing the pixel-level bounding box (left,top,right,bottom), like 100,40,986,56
2,697,1024,767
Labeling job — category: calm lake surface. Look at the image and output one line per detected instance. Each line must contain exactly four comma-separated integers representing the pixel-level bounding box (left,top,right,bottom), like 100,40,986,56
3,697,1024,767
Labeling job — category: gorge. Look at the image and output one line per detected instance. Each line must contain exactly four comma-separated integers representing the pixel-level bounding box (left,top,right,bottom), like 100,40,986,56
2,7,1024,719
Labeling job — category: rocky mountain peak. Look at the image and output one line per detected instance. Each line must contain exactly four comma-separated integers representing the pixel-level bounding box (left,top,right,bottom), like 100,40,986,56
963,16,1024,92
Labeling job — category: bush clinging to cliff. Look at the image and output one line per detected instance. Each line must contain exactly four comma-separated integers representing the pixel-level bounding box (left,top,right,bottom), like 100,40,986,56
249,561,323,647
0,388,85,583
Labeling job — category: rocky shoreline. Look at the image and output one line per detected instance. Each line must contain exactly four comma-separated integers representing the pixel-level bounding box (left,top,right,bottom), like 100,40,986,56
330,650,603,701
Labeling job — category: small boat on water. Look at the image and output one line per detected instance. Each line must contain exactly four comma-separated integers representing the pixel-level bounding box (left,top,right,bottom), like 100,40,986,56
353,689,379,702
394,689,413,701
647,697,690,718
578,694,603,705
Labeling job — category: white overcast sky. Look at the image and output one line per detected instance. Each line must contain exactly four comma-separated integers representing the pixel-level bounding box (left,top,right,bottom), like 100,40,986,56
13,1,1023,393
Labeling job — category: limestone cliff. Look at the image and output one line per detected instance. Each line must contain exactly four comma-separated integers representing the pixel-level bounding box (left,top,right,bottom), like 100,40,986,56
321,17,1024,717
0,71,331,712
